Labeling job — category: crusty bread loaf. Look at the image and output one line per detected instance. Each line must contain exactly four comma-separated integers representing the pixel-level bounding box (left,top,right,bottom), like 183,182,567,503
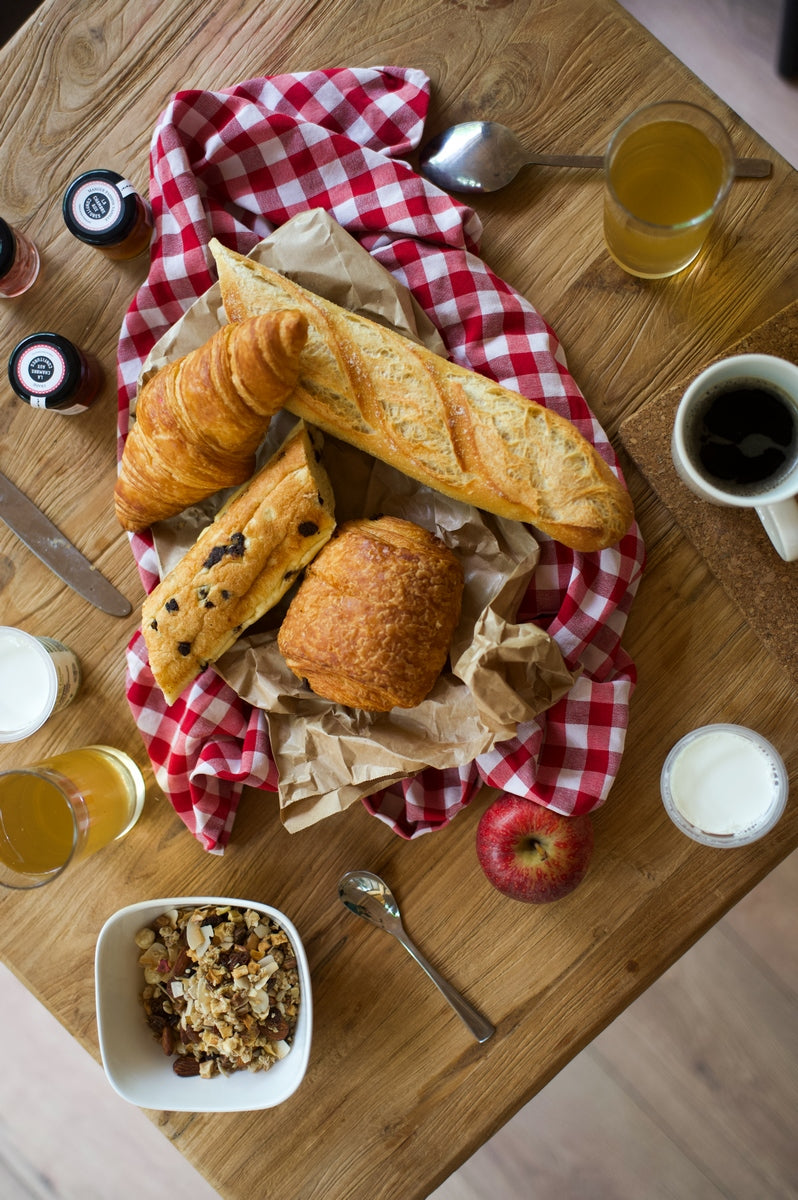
210,239,633,552
115,311,308,531
277,515,464,711
142,421,335,705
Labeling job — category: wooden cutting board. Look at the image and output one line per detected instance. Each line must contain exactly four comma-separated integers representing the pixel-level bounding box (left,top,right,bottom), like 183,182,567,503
619,300,798,685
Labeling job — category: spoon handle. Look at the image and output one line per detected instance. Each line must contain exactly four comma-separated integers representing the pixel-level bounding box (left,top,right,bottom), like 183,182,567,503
524,153,771,178
394,927,495,1043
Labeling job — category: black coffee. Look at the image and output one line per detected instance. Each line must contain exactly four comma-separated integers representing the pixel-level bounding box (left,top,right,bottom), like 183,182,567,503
694,380,798,494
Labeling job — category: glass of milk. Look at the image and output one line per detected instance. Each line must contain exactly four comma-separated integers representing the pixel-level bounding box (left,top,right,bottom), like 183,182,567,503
660,724,788,847
0,627,82,742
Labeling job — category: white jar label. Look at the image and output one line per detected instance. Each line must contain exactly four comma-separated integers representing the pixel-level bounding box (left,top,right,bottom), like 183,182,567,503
71,179,124,232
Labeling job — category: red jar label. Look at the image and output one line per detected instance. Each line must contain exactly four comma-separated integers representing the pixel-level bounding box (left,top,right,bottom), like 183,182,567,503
15,343,67,397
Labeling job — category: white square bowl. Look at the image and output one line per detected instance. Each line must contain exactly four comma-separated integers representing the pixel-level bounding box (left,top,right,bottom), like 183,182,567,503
95,896,312,1112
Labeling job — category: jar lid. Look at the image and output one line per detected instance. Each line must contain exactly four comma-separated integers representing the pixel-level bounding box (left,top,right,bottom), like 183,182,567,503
0,217,15,278
8,333,83,408
62,169,141,247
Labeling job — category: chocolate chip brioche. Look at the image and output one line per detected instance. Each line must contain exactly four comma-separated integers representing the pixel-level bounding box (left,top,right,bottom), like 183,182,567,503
142,421,335,705
277,515,464,711
210,239,634,553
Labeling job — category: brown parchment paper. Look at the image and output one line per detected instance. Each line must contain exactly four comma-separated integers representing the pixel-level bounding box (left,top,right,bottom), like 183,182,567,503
139,209,577,832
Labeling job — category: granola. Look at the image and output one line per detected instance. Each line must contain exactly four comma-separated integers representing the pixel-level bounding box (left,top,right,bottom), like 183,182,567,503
136,904,300,1078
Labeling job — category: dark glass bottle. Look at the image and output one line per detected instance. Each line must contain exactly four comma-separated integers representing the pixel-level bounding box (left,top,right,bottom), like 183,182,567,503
8,333,102,415
62,169,152,260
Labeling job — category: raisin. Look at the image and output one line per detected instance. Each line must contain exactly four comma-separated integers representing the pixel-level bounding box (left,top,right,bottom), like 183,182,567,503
204,913,228,926
197,585,209,600
283,569,297,581
177,642,191,656
165,598,179,612
298,521,319,536
223,948,250,969
204,600,215,609
150,619,158,631
221,589,230,600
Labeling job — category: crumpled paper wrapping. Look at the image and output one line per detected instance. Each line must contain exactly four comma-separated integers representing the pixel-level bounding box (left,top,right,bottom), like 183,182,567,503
140,209,578,832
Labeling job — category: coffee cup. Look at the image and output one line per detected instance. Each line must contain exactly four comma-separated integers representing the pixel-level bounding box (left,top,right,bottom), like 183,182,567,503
671,353,798,560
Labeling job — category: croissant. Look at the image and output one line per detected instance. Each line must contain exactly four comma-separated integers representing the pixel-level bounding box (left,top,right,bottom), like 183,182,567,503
114,311,308,531
210,240,634,552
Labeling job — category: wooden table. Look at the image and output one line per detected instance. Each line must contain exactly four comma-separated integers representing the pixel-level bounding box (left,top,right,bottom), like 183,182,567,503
0,2,796,1197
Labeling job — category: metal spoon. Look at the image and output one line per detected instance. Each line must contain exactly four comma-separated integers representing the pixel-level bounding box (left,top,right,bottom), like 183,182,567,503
338,869,495,1043
418,120,772,193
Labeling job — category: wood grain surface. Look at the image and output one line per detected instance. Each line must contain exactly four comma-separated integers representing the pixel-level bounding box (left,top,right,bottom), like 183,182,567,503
0,3,796,1200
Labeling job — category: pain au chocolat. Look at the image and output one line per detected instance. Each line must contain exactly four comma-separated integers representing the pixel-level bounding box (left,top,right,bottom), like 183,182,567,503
277,514,465,711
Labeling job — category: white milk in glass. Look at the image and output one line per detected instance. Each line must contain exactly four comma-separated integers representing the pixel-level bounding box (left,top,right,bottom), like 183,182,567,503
660,724,787,847
0,628,81,742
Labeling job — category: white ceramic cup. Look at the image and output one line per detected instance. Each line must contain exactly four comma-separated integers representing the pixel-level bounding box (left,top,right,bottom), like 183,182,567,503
671,354,798,560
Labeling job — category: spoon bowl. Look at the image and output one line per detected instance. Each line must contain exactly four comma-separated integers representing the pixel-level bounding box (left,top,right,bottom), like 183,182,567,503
338,869,402,930
338,869,494,1042
418,120,771,194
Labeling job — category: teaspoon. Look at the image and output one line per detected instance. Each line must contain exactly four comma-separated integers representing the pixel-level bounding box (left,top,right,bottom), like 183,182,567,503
418,120,772,194
338,869,495,1043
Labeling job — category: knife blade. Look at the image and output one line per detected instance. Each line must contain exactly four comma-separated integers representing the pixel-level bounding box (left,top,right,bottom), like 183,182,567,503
0,470,132,617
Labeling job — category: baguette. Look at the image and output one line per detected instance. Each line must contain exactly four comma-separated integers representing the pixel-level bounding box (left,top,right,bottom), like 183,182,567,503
142,421,335,705
210,239,633,552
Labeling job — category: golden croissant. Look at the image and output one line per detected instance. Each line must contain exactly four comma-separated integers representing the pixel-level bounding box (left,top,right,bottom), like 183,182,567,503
114,311,308,531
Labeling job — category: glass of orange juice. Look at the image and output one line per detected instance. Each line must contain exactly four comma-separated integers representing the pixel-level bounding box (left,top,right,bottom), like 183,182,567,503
603,101,734,278
0,745,145,889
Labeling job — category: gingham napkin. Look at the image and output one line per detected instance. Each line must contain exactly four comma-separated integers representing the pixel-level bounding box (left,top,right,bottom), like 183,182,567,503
118,66,645,852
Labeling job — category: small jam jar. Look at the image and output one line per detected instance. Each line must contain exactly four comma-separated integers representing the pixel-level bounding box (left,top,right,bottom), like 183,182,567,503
8,333,103,415
0,217,40,297
62,168,152,260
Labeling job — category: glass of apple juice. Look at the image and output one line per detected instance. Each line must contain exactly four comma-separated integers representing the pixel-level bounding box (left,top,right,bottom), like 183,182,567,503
603,101,735,278
0,745,145,889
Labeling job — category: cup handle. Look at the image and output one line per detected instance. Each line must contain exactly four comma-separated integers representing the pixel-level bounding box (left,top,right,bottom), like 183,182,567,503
755,497,798,561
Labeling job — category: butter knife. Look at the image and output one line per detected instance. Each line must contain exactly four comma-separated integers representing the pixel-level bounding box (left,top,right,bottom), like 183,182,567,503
0,470,132,617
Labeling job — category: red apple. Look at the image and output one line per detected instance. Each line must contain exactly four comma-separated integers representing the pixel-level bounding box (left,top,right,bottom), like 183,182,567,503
475,794,594,902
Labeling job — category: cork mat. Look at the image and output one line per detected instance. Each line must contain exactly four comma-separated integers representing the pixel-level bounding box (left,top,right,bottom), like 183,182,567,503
619,300,798,684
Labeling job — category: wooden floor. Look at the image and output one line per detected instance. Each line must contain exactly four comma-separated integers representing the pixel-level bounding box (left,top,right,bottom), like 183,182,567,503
1,2,797,1198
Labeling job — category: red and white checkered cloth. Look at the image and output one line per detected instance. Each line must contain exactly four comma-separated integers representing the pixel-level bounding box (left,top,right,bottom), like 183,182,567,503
118,66,645,853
